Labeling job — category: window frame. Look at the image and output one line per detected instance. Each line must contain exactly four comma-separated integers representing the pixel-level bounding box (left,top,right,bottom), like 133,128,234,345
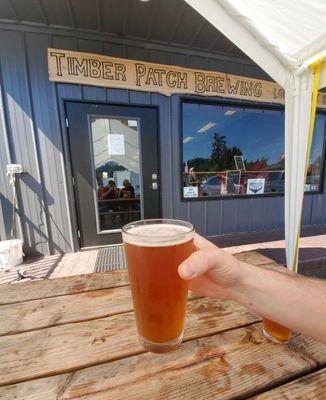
180,96,326,202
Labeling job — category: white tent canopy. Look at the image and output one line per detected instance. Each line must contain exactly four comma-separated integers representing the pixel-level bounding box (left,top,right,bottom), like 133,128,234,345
186,0,326,271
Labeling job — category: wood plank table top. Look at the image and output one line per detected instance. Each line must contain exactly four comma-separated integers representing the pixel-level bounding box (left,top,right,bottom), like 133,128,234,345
0,251,325,399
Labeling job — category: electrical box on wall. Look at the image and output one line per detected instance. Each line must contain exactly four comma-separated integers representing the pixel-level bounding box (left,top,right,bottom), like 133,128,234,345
6,164,23,174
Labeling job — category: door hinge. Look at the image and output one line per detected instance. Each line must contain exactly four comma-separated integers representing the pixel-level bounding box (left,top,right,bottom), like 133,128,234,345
65,117,69,128
77,229,81,238
72,176,75,186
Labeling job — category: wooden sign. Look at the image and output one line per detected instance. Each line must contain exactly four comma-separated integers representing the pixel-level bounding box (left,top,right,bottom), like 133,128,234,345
48,48,326,108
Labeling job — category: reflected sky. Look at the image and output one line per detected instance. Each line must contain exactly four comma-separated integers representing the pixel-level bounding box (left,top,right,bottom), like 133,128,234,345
182,103,325,166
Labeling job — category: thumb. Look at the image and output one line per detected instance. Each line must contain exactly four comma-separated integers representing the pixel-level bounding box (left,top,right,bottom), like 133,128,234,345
178,248,231,280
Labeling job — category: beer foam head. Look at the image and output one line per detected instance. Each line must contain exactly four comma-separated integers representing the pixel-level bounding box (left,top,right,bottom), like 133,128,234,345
122,223,194,247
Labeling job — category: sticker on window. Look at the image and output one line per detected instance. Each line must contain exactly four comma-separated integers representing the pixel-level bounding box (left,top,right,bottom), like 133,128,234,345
183,186,199,198
246,178,265,195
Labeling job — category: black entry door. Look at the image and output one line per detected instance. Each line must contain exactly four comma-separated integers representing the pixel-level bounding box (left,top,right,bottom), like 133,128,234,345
66,102,160,247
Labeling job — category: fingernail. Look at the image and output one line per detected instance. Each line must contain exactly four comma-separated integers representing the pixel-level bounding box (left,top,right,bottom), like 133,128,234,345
180,262,196,279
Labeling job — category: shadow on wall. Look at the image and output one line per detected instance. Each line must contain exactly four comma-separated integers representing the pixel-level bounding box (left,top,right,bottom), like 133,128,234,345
1,173,69,256
0,32,71,256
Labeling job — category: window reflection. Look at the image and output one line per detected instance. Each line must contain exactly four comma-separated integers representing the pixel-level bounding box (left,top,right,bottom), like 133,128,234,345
91,117,141,232
182,102,325,198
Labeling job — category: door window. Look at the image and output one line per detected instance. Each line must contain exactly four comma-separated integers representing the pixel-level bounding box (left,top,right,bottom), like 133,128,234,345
90,116,141,233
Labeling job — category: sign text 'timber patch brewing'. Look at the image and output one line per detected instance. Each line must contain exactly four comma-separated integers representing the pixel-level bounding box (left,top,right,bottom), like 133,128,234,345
48,48,326,108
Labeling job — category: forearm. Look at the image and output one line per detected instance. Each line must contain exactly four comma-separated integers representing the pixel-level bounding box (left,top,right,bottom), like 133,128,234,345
231,263,326,344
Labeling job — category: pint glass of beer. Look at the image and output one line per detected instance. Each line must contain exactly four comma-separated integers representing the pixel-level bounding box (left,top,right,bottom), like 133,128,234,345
122,219,195,353
262,318,292,343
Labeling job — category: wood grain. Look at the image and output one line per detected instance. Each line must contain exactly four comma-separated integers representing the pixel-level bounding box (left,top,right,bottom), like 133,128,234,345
1,325,325,400
235,251,278,266
0,271,129,305
0,251,266,306
0,297,259,386
0,286,133,336
0,287,199,336
47,48,320,108
252,367,326,399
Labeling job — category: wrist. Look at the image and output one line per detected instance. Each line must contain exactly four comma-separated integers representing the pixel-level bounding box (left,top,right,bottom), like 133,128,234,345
227,261,262,302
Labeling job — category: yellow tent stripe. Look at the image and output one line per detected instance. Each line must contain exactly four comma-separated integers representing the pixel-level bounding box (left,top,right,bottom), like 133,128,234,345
292,59,324,272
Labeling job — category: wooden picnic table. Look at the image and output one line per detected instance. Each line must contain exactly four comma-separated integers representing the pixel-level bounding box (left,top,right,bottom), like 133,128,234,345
0,251,325,399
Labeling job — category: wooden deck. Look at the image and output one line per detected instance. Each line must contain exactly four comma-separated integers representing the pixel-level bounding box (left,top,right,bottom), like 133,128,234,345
0,249,98,284
1,234,325,285
0,251,325,399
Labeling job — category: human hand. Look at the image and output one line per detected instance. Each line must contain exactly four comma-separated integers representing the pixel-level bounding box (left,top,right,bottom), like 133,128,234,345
178,234,248,300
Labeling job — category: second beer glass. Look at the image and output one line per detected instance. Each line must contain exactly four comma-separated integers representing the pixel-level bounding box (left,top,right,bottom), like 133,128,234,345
122,219,195,353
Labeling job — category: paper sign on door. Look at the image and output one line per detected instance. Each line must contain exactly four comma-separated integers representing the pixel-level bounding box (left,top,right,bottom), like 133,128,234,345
108,134,125,155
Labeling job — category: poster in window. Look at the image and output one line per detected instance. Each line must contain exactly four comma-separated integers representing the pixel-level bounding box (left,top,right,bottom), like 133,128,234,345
183,186,199,198
234,155,246,170
107,134,125,155
246,178,265,195
226,170,241,194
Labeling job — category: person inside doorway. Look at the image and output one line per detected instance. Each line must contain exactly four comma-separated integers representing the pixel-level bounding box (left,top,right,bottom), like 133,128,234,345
120,179,135,199
97,177,104,199
102,180,120,200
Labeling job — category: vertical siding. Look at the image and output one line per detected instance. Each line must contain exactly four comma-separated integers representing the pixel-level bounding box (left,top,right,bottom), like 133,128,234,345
0,78,13,240
25,32,73,254
0,30,48,255
0,24,325,256
52,34,81,254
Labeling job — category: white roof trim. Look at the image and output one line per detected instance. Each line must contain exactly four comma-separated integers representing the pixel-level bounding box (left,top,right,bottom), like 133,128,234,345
185,0,292,87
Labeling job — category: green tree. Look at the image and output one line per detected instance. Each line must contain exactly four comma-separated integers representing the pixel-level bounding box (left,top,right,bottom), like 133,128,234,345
187,157,212,171
186,134,243,173
210,133,242,170
210,133,227,169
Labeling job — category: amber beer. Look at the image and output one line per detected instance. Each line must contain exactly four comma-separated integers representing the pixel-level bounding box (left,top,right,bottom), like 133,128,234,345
122,219,195,353
262,318,292,343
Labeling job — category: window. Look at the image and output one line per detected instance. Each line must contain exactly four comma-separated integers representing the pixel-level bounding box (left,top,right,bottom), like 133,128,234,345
182,101,326,199
90,116,141,232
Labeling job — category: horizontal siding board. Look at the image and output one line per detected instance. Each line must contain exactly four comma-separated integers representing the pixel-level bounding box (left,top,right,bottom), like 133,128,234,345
0,29,48,255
